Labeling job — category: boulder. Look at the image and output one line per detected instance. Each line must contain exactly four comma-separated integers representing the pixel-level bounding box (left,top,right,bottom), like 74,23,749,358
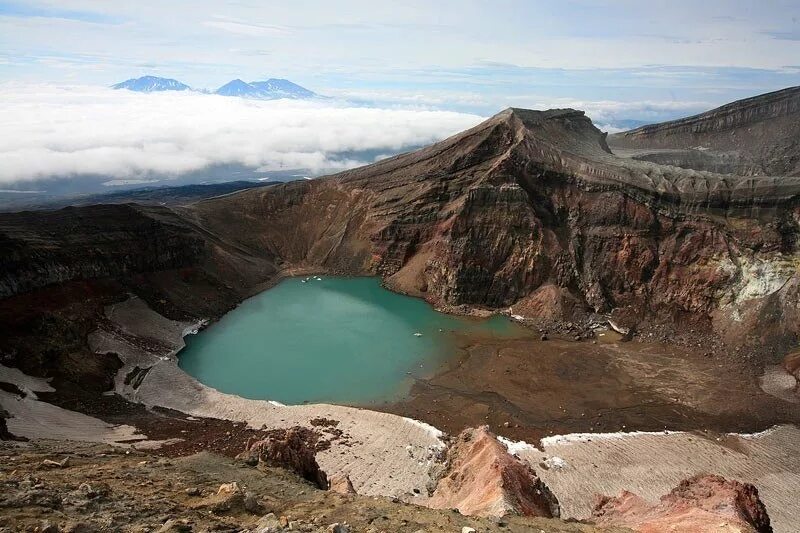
240,427,328,489
329,473,356,495
252,513,281,533
592,474,772,533
243,491,263,514
190,482,245,514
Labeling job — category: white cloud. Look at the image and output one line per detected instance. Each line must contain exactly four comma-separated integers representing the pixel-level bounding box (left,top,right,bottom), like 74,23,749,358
327,87,712,127
202,17,291,37
0,83,483,184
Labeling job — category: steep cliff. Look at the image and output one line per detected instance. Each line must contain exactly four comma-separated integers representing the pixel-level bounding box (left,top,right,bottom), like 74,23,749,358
609,86,800,176
2,106,800,359
185,107,800,353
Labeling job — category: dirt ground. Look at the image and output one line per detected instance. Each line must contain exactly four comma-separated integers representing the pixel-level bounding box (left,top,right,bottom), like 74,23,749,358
383,331,800,443
0,440,627,533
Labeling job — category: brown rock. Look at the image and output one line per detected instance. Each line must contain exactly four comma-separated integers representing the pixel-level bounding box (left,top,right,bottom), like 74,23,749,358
38,522,60,533
426,426,559,518
243,491,263,514
63,523,97,533
243,427,328,489
592,474,772,533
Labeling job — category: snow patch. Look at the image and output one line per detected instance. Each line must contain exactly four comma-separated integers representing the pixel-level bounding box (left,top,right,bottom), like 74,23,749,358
541,429,682,447
544,456,569,470
182,319,207,337
498,435,539,455
0,363,55,398
403,416,445,448
729,426,781,440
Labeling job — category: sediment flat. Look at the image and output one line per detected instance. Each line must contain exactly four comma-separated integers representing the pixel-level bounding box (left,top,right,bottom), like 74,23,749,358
384,331,800,442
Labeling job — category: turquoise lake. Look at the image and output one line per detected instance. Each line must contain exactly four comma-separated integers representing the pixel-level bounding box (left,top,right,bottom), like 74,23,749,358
178,276,527,405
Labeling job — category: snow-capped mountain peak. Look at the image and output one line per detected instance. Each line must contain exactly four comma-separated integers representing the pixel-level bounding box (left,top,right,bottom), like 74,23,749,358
111,76,190,92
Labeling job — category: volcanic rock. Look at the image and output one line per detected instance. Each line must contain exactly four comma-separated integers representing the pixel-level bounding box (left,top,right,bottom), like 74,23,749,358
609,86,800,176
592,474,772,533
182,104,800,354
427,426,559,518
3,98,800,358
329,473,356,495
241,427,329,489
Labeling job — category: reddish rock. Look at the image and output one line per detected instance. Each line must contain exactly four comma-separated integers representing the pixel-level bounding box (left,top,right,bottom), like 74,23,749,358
329,473,356,495
427,426,558,518
592,474,772,533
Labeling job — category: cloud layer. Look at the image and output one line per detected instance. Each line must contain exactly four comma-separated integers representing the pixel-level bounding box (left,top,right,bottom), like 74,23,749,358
0,84,483,185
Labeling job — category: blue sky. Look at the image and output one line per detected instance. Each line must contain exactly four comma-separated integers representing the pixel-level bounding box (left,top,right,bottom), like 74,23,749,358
2,1,800,121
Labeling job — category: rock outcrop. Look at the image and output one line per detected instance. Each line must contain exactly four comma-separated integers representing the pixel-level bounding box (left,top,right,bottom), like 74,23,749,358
609,86,800,176
239,427,329,489
0,406,13,440
592,474,772,533
426,426,559,518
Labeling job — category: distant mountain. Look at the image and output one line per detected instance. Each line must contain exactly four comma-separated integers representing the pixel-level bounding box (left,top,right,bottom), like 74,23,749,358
112,76,191,92
249,79,317,99
112,76,318,100
214,78,318,99
214,79,262,97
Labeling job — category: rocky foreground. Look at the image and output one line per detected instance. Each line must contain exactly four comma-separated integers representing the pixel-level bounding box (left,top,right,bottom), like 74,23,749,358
0,435,775,533
2,439,602,533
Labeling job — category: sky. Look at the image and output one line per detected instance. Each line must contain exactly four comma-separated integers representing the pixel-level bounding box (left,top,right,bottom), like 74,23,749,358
1,1,800,190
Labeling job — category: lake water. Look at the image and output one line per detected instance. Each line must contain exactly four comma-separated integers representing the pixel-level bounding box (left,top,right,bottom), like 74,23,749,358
178,276,528,405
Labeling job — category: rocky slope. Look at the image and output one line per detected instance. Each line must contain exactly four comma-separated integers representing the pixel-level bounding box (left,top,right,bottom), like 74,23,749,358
592,474,772,533
2,440,621,533
609,86,800,176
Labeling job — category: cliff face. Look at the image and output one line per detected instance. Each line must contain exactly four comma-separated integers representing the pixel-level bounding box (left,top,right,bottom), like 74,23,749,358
2,105,800,357
609,86,800,176
0,204,206,299
185,107,800,352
